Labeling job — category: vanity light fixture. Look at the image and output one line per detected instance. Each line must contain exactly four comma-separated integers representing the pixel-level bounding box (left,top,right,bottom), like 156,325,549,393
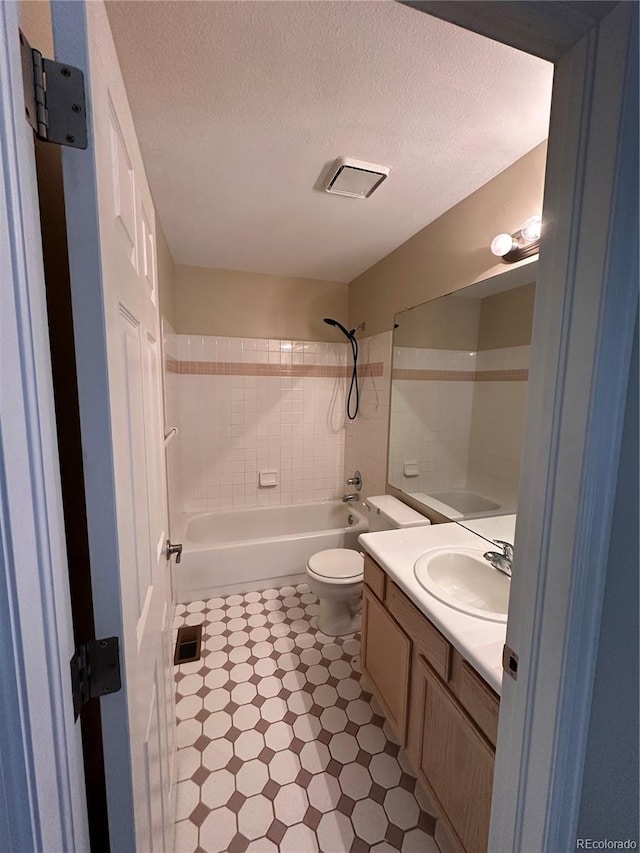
491,215,542,263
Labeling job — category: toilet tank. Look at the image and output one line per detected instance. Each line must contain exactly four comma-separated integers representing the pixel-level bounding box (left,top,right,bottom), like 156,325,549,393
365,495,431,532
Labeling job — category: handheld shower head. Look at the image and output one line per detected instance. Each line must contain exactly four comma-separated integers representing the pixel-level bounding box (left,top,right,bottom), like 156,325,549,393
323,317,352,339
323,317,362,419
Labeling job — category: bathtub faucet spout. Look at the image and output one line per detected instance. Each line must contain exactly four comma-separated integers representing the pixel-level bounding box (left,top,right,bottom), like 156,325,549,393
342,493,360,503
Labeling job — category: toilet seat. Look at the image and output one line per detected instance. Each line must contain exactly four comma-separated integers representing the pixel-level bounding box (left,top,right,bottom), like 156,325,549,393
307,548,363,584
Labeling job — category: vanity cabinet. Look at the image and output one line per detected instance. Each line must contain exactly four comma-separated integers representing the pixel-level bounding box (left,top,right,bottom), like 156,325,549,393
361,552,499,853
413,656,495,853
361,585,411,740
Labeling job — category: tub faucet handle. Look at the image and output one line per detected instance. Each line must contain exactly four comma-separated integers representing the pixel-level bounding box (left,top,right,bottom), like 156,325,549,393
167,540,183,565
346,470,362,491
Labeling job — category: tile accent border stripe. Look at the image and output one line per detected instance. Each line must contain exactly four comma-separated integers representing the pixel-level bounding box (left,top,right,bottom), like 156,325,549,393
166,359,384,378
392,369,474,382
475,369,529,382
392,368,528,382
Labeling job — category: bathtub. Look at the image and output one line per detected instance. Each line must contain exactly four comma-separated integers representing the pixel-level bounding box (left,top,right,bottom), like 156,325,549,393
410,489,502,521
175,501,369,602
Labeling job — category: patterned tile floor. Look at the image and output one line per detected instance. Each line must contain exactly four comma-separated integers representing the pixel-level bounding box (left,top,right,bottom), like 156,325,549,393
173,583,439,853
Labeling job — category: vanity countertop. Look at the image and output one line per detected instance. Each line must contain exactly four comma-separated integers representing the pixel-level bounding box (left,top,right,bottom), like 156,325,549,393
358,522,507,695
458,513,516,547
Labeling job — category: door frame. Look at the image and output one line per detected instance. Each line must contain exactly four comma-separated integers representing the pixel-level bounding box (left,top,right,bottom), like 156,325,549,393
0,1,88,850
1,0,637,849
405,3,638,849
490,4,637,849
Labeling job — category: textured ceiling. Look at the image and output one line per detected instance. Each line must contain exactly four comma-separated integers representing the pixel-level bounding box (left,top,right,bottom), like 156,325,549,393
106,1,552,283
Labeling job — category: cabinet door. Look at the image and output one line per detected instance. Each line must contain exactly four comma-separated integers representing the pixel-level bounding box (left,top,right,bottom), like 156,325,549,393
361,586,411,742
416,657,494,853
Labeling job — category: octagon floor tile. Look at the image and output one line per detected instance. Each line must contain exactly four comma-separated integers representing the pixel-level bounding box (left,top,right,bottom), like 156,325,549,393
173,585,435,853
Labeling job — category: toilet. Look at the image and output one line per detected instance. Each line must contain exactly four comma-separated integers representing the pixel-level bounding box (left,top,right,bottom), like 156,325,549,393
306,495,431,636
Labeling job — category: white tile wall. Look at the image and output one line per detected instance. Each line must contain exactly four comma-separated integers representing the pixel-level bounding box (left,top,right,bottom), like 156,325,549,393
468,346,530,509
344,331,393,502
388,344,530,508
475,345,530,372
174,336,348,513
177,335,345,367
393,347,478,372
388,378,474,493
162,330,529,521
162,320,183,522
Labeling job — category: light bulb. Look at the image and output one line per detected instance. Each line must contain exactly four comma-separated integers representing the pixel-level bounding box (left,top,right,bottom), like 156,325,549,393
491,233,517,257
521,215,542,243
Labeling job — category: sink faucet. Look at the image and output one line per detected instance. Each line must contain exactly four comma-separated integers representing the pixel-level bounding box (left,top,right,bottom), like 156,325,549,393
342,493,360,503
483,540,513,577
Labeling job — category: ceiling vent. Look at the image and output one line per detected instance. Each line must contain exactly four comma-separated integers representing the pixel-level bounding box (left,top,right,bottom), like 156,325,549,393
324,157,390,199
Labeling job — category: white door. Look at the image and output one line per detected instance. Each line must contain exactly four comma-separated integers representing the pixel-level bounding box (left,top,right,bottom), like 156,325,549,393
50,2,176,850
0,3,89,849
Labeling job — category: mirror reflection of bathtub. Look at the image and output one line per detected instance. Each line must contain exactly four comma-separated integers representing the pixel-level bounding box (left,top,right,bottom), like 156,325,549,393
388,260,537,523
409,489,501,521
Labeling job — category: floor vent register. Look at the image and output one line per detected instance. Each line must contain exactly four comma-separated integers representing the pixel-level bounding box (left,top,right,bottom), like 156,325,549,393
173,624,202,665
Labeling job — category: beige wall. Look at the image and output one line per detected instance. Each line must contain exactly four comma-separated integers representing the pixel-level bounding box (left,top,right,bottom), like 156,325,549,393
393,282,535,351
395,295,481,351
174,264,349,342
20,1,52,53
348,142,547,336
477,282,536,350
156,221,176,328
21,0,179,336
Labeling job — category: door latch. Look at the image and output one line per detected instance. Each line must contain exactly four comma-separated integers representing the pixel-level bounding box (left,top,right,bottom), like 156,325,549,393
502,644,519,681
167,540,183,564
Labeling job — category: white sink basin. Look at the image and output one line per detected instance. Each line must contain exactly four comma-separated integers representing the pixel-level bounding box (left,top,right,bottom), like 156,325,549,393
414,547,510,622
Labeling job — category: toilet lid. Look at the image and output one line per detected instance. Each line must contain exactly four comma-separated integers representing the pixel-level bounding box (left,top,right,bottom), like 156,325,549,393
308,549,364,580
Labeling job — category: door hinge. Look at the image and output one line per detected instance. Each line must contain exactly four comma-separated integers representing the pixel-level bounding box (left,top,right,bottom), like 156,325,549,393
502,643,519,681
20,30,87,149
70,637,121,720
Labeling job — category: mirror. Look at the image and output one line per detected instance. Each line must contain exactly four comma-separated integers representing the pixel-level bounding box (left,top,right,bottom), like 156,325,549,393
387,261,537,523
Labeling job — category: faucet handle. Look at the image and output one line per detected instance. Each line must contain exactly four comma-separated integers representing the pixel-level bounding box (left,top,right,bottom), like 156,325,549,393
346,470,362,491
494,540,513,560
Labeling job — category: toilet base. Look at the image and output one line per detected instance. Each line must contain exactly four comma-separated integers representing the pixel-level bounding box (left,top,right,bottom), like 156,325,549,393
317,594,362,637
306,549,364,637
